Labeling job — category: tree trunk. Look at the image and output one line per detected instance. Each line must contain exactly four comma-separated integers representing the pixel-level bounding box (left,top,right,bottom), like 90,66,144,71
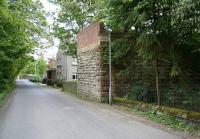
155,46,160,106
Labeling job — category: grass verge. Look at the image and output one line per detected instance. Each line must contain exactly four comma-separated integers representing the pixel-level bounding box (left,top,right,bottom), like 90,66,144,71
120,105,200,136
0,91,9,107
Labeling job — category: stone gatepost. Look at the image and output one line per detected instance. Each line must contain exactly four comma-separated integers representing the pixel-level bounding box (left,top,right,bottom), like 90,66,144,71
77,22,109,102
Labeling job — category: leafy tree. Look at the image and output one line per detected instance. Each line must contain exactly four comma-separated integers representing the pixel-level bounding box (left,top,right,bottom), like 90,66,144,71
50,0,98,56
50,0,200,106
102,0,200,105
35,57,47,77
20,57,47,78
0,0,47,92
8,0,48,48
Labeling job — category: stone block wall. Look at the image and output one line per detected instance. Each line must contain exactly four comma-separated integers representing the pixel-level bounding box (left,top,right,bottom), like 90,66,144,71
76,22,200,112
77,22,109,102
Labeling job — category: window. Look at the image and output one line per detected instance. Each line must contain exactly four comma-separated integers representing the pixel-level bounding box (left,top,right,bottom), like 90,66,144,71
72,58,77,65
72,73,77,80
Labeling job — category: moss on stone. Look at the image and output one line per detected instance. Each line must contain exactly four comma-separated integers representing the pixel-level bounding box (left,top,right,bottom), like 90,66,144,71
113,97,200,123
62,81,77,94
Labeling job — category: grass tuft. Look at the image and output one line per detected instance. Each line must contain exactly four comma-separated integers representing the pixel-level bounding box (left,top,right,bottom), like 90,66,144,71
119,105,200,134
0,91,8,106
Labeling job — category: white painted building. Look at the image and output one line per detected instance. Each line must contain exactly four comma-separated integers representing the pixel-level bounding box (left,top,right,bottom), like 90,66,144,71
56,48,77,81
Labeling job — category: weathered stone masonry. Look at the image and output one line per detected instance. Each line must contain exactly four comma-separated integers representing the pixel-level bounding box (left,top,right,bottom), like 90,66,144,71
77,22,200,113
77,22,109,102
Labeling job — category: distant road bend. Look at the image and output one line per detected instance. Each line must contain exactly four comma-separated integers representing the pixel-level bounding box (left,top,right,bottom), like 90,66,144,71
0,80,185,139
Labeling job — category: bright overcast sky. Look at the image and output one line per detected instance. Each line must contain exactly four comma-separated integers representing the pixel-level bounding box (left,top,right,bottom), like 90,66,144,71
34,0,60,61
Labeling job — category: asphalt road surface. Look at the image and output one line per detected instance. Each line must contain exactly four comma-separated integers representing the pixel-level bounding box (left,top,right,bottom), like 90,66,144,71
0,80,186,139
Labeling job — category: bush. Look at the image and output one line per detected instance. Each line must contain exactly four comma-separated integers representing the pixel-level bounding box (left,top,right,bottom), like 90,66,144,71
56,80,63,87
42,78,47,84
0,91,8,106
47,79,56,86
126,83,156,103
126,84,144,100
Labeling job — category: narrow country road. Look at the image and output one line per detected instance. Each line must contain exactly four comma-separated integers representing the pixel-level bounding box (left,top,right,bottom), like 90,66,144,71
0,80,185,139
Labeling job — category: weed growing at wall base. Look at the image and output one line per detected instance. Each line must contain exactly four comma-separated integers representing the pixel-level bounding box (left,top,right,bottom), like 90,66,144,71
121,106,200,136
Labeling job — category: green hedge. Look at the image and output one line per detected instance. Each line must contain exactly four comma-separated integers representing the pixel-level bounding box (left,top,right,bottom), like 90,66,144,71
0,81,16,107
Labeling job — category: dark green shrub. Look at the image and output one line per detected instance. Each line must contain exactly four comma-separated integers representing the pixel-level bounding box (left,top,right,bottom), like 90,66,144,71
56,80,63,87
42,78,47,84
